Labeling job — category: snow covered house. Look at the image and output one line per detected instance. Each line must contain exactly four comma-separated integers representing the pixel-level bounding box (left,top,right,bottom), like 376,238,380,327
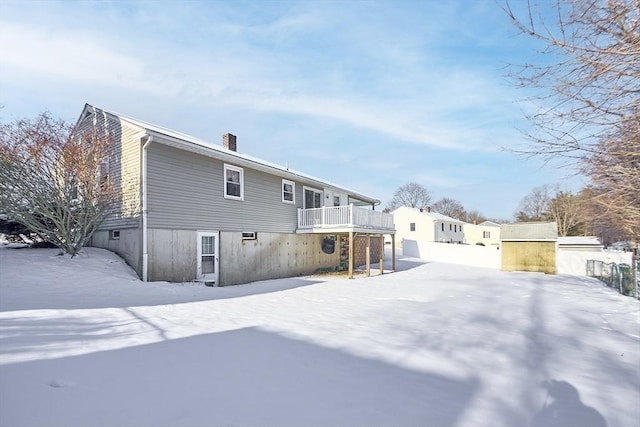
391,206,464,246
463,221,501,246
76,104,396,285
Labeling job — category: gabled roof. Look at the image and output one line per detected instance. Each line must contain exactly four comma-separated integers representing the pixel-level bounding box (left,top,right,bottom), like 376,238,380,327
79,104,378,206
392,206,465,224
500,222,558,241
478,220,501,227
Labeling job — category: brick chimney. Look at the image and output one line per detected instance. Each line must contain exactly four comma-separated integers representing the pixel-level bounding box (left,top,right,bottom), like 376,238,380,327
223,133,237,152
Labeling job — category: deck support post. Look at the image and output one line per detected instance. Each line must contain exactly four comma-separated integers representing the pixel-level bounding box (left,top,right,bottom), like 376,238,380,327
348,231,354,279
366,234,371,277
392,234,396,271
380,235,384,275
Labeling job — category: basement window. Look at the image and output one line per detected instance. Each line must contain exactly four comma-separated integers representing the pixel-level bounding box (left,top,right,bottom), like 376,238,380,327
242,232,257,240
110,230,120,240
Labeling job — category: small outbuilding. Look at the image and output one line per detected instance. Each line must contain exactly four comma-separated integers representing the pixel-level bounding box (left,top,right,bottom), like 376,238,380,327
557,236,604,252
500,222,558,274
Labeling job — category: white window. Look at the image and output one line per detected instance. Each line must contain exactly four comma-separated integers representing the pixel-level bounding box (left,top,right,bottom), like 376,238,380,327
333,195,341,206
282,179,295,204
483,231,491,239
303,187,323,209
110,230,120,240
224,164,243,200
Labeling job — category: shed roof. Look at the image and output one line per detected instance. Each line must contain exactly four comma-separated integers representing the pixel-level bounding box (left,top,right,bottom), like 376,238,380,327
500,222,558,241
557,236,603,246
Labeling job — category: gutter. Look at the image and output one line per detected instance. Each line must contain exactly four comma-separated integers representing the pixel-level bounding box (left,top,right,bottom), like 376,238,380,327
141,135,153,281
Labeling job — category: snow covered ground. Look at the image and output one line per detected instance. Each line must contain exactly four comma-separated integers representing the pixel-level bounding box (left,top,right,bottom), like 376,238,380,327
0,247,638,427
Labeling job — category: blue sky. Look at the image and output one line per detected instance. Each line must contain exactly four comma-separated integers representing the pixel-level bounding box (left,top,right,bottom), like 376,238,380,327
0,0,582,220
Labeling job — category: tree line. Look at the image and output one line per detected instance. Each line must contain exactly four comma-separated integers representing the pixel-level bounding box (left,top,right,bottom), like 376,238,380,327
515,184,633,244
387,179,634,245
384,182,498,225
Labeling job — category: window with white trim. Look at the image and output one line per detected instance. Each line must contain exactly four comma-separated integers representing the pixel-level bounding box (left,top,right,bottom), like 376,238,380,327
303,187,322,209
282,179,295,204
224,164,244,200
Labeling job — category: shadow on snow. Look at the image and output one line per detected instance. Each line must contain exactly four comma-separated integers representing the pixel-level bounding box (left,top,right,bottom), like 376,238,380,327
0,327,479,427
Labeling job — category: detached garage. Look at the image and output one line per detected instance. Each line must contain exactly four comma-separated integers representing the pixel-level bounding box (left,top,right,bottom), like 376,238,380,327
500,222,558,274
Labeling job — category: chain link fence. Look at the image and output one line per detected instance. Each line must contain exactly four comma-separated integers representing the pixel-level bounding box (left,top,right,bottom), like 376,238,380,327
586,259,639,299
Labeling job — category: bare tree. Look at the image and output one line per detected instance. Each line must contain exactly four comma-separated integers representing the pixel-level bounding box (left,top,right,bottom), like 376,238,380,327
432,197,467,220
514,184,554,221
504,0,639,237
463,210,488,224
547,190,583,236
578,187,632,244
386,182,432,211
584,116,640,239
0,112,117,256
504,0,639,159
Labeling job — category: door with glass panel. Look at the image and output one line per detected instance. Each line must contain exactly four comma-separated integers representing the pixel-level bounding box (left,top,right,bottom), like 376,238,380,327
197,231,219,284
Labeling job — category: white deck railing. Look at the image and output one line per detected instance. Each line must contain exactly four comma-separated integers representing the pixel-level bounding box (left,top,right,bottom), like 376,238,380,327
297,204,394,231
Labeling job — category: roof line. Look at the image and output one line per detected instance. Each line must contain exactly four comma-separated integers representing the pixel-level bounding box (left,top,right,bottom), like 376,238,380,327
85,104,379,205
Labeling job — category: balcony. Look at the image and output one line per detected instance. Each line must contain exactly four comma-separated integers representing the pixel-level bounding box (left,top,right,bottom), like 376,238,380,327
297,204,395,234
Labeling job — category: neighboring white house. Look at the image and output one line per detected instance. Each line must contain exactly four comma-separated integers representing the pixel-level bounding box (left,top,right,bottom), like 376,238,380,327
392,206,465,245
464,221,501,246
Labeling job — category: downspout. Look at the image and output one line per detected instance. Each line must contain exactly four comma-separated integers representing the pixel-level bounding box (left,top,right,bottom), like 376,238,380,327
142,135,154,281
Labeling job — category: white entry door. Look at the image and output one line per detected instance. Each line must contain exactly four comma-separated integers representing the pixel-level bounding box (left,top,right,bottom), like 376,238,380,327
197,231,219,284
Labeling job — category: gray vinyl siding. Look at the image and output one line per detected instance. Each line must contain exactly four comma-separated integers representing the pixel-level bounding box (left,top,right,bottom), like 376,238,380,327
102,119,142,229
77,108,143,230
146,142,300,232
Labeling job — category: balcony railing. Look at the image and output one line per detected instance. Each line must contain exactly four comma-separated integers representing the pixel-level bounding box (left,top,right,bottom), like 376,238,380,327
297,204,395,232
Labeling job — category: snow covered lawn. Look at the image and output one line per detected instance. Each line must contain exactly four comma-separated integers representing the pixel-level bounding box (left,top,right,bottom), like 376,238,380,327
1,247,638,427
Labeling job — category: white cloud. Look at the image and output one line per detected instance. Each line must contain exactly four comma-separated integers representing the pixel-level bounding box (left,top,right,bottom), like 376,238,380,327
1,23,128,81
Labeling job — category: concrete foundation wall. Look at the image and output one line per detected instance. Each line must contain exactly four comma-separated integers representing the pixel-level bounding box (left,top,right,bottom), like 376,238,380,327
220,232,340,286
145,228,340,285
147,229,198,282
91,228,141,276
